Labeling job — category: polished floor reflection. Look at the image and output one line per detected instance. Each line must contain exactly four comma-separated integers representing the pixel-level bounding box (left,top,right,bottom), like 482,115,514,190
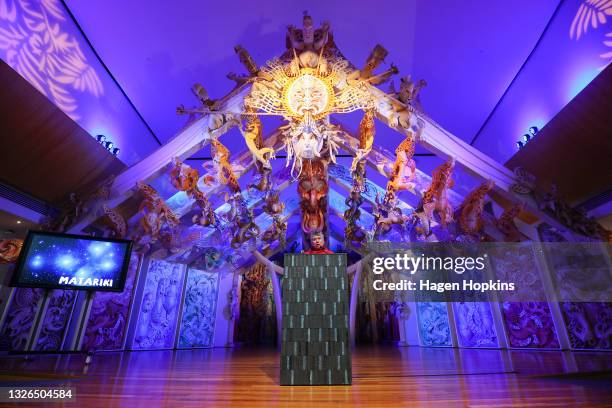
1,346,611,407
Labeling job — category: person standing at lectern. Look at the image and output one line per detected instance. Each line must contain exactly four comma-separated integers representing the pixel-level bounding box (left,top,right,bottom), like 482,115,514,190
303,231,334,254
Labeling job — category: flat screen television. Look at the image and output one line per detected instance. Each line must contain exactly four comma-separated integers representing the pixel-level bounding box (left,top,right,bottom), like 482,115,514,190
11,231,133,292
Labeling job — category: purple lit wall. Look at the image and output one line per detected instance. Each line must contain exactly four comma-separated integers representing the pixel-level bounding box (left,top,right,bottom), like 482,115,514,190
62,0,559,162
0,0,159,164
474,0,612,163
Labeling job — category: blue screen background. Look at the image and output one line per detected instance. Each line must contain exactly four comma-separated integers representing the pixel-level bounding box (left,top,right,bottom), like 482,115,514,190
16,234,130,290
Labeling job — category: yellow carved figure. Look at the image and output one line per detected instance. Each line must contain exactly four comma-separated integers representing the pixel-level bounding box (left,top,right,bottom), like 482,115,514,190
421,158,455,228
350,110,375,172
241,114,275,169
459,180,495,237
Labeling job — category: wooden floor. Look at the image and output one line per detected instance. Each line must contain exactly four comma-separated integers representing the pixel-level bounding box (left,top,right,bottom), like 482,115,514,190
1,346,612,407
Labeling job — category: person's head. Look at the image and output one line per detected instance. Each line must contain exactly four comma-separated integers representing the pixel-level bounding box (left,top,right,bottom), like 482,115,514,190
309,231,325,250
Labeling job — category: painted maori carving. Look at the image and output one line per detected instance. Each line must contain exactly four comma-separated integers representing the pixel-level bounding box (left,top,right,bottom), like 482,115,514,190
34,289,77,351
178,268,219,348
372,191,410,239
387,131,417,194
495,202,525,242
350,110,376,172
453,302,498,348
169,158,219,230
457,179,495,239
0,288,44,351
40,192,84,232
81,252,140,351
132,182,180,253
488,243,560,349
511,167,609,240
132,260,186,350
416,302,452,347
501,302,560,348
241,113,275,170
416,157,455,234
387,75,426,129
344,111,375,248
560,302,612,350
235,263,274,344
204,139,240,192
0,239,23,263
298,159,328,236
101,205,127,238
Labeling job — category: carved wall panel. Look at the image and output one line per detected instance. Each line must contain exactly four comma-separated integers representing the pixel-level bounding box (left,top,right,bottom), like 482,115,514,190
81,253,141,351
234,263,276,344
560,302,612,350
452,302,498,348
416,302,452,347
501,301,560,348
177,268,219,348
131,259,186,350
34,289,77,351
488,244,560,348
0,288,44,351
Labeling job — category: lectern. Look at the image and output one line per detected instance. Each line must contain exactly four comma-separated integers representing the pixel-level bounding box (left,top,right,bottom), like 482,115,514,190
280,253,351,385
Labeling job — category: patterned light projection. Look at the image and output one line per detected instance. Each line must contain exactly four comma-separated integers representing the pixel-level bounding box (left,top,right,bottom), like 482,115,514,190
81,252,141,351
131,260,185,350
0,0,158,164
0,0,103,120
177,268,219,348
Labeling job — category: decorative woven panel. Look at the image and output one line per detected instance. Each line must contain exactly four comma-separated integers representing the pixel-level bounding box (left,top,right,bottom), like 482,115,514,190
281,254,351,385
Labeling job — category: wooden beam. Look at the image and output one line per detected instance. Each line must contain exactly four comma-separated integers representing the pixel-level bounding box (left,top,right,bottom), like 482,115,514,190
68,84,251,233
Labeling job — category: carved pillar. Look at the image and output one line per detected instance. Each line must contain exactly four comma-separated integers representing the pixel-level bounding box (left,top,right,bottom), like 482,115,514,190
298,159,329,249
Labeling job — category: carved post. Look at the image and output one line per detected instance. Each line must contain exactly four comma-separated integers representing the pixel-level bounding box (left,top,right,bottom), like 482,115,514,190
298,159,329,249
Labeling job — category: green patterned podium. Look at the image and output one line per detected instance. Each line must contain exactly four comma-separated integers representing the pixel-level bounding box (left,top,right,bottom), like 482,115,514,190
280,253,351,385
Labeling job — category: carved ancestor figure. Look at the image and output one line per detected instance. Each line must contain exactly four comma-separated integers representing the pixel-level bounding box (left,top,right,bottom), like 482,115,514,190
419,158,455,230
388,75,426,129
496,202,525,242
457,180,495,238
262,190,285,216
169,157,199,193
261,216,288,255
133,182,180,250
387,132,417,193
101,205,127,238
222,192,260,249
344,189,367,247
204,138,240,193
168,158,220,230
373,192,410,238
347,44,393,84
286,11,330,53
350,109,376,172
241,114,275,170
298,159,328,234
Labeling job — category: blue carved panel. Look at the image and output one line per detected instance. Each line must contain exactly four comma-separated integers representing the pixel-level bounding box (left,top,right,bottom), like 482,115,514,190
177,268,219,348
452,302,498,348
131,260,186,350
416,302,452,347
81,252,141,351
34,289,77,351
0,288,44,351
